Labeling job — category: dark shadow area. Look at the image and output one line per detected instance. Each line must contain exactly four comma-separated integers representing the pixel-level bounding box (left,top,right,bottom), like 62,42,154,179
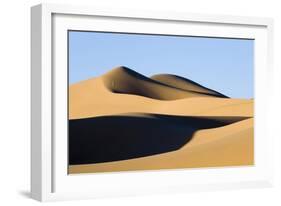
69,113,249,165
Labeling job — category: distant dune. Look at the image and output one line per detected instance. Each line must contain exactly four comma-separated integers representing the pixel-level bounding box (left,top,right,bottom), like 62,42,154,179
151,74,227,97
68,66,254,173
69,67,252,120
103,66,227,100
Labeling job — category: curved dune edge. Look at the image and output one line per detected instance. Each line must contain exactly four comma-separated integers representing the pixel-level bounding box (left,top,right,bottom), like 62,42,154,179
102,66,227,100
69,113,249,165
150,73,227,97
69,118,254,174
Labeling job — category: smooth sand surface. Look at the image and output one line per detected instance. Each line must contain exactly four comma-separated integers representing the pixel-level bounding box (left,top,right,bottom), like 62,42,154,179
68,66,254,174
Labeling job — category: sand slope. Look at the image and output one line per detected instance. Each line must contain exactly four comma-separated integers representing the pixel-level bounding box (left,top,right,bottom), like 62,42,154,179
102,66,227,100
69,118,253,173
151,74,227,97
69,113,249,165
69,68,253,120
68,66,254,174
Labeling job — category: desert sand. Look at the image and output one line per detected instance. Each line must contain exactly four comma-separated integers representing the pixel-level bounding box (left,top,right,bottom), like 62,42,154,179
68,66,254,174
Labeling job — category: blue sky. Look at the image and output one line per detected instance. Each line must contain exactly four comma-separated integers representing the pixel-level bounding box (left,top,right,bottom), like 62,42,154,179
68,31,254,99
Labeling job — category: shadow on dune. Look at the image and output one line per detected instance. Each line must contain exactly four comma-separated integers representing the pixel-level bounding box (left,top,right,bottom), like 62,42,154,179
69,113,249,165
150,74,228,98
102,66,227,100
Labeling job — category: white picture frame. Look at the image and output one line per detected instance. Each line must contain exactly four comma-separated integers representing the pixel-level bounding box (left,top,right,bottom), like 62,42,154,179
31,3,274,202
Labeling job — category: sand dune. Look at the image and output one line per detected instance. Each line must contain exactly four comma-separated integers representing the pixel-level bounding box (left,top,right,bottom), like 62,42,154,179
102,66,227,100
69,113,249,165
68,66,254,173
151,74,227,97
69,118,254,173
69,69,252,119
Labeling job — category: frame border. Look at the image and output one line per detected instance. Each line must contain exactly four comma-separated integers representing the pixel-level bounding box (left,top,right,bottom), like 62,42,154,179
31,3,274,201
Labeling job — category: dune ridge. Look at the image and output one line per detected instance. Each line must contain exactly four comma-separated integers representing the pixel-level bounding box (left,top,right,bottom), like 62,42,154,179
102,66,227,100
151,74,227,97
69,69,252,120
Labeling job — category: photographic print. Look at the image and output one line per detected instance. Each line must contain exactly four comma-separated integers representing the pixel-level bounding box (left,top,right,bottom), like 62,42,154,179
68,31,254,174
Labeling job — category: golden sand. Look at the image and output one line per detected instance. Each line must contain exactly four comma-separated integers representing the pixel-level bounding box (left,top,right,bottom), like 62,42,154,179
68,67,254,174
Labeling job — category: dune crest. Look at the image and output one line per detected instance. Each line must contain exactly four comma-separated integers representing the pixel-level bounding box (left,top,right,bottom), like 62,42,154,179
101,66,226,100
151,74,227,97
